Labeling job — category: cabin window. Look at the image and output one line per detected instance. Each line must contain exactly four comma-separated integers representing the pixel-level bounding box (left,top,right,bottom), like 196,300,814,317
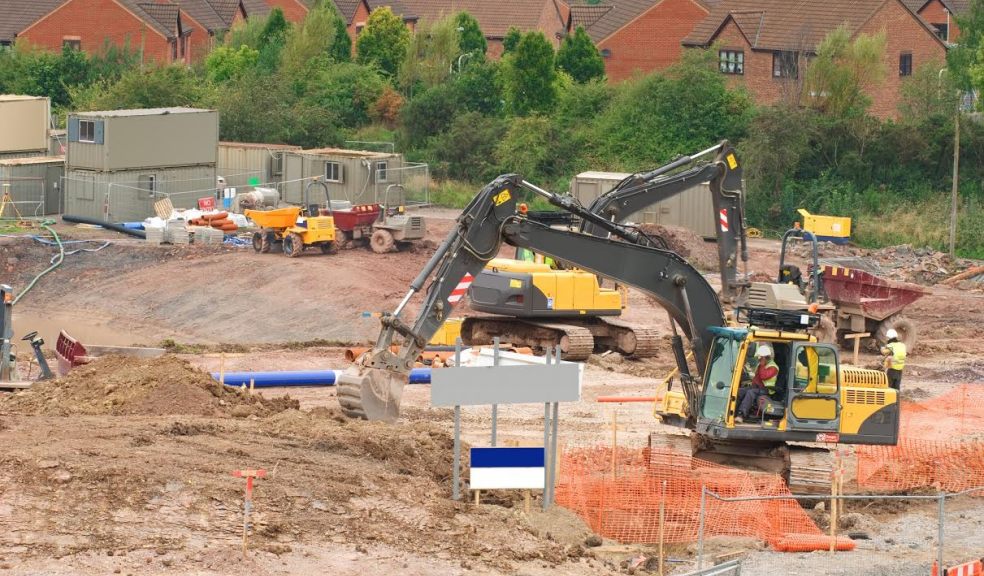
325,161,342,183
79,120,96,143
376,161,388,183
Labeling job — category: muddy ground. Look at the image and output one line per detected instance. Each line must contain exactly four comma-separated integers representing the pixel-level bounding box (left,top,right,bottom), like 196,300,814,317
0,210,981,575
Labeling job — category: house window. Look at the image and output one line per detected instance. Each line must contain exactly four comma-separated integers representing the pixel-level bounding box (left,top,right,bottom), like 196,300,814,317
719,50,744,75
932,23,949,41
79,120,96,143
139,174,157,195
325,161,342,183
376,161,388,183
62,37,81,51
773,51,798,78
600,48,611,58
899,53,913,76
355,24,365,36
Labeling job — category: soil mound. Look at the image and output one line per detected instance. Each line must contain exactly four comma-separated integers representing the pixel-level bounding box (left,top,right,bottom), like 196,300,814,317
636,223,717,271
1,355,298,416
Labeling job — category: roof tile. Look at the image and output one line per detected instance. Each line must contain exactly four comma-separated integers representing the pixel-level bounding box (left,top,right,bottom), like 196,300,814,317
684,0,946,51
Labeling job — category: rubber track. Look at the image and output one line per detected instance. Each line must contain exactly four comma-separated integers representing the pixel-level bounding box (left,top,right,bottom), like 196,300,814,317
600,318,662,358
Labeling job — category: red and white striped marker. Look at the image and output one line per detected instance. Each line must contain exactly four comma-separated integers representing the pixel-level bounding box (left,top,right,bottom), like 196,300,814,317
945,560,983,576
719,209,729,232
447,273,474,304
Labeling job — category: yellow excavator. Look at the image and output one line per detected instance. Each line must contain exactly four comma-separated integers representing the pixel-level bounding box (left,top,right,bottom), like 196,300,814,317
460,141,747,359
337,174,899,477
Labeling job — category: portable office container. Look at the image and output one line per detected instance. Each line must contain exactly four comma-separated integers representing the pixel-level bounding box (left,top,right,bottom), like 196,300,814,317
217,141,301,188
282,148,404,205
66,108,218,171
571,170,717,239
0,95,50,156
64,165,217,222
0,156,64,216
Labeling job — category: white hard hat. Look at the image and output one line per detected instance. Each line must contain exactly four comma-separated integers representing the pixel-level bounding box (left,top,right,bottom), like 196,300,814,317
756,345,773,358
886,328,899,340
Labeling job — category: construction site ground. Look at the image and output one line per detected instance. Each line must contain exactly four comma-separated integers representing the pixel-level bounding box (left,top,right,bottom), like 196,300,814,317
0,209,981,575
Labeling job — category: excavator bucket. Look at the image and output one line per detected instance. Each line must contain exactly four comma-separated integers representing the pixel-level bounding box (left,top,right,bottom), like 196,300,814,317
336,364,407,422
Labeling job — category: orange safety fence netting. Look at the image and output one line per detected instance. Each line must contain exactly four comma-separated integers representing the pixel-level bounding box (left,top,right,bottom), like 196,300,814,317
856,384,984,493
555,446,855,552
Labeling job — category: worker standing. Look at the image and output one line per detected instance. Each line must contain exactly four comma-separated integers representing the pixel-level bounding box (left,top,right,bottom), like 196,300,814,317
736,346,779,423
880,329,906,391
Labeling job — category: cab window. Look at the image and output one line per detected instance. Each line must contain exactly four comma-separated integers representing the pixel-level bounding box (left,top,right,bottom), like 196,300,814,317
701,337,740,420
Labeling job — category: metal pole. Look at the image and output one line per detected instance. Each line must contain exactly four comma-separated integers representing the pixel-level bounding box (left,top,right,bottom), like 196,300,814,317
937,492,945,571
949,107,960,258
491,337,499,447
549,400,559,507
697,487,707,570
452,338,462,501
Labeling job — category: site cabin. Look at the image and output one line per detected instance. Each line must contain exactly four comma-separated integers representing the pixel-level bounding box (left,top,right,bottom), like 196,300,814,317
571,171,717,239
282,148,405,207
0,156,64,216
217,141,302,191
0,95,50,160
63,108,219,222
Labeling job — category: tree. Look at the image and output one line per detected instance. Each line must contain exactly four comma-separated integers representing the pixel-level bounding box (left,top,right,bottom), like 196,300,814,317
204,44,260,83
804,26,886,118
259,8,290,46
502,27,522,54
948,0,984,91
455,12,486,58
356,7,411,77
329,16,352,62
742,105,817,202
501,31,557,115
71,65,208,110
556,26,604,83
399,15,460,94
281,3,346,76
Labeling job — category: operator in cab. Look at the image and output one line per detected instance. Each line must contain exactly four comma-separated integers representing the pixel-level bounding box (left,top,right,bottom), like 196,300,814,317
880,328,906,391
736,345,780,423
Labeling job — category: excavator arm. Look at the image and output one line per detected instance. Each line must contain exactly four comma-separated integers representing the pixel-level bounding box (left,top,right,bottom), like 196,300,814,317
580,141,747,300
337,175,724,421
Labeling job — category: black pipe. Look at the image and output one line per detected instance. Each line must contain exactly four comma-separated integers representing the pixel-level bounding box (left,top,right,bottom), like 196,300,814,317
62,215,147,239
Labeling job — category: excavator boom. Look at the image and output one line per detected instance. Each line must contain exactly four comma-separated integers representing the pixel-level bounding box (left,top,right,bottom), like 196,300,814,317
337,175,724,421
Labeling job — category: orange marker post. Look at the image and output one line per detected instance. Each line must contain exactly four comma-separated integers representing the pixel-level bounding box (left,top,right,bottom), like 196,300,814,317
232,469,267,556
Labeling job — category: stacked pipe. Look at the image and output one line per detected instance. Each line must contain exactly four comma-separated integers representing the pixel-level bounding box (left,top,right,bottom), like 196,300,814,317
188,211,238,233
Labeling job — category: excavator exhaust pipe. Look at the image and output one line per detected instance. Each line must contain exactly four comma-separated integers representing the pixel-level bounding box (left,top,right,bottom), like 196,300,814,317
336,361,407,422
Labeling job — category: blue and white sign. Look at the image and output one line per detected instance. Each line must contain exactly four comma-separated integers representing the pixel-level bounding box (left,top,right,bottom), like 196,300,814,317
469,447,546,490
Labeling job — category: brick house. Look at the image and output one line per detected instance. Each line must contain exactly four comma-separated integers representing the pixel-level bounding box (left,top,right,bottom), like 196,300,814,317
17,0,212,63
904,0,968,42
0,1,65,48
398,0,569,58
682,0,949,118
568,0,713,82
327,0,419,47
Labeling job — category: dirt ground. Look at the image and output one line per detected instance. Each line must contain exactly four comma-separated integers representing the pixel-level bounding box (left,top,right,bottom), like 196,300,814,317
0,208,982,575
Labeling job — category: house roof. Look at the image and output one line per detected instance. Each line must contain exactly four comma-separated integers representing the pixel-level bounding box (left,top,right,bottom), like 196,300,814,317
569,0,715,43
683,0,947,51
398,0,567,38
569,4,612,32
374,0,418,22
170,0,228,31
136,2,184,37
903,0,969,15
0,0,65,43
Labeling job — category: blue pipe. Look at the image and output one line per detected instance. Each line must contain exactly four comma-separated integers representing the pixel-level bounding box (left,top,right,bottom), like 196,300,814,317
215,368,432,388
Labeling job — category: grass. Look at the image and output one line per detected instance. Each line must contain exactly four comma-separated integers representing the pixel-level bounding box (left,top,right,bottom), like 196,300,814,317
852,197,984,259
429,179,560,211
